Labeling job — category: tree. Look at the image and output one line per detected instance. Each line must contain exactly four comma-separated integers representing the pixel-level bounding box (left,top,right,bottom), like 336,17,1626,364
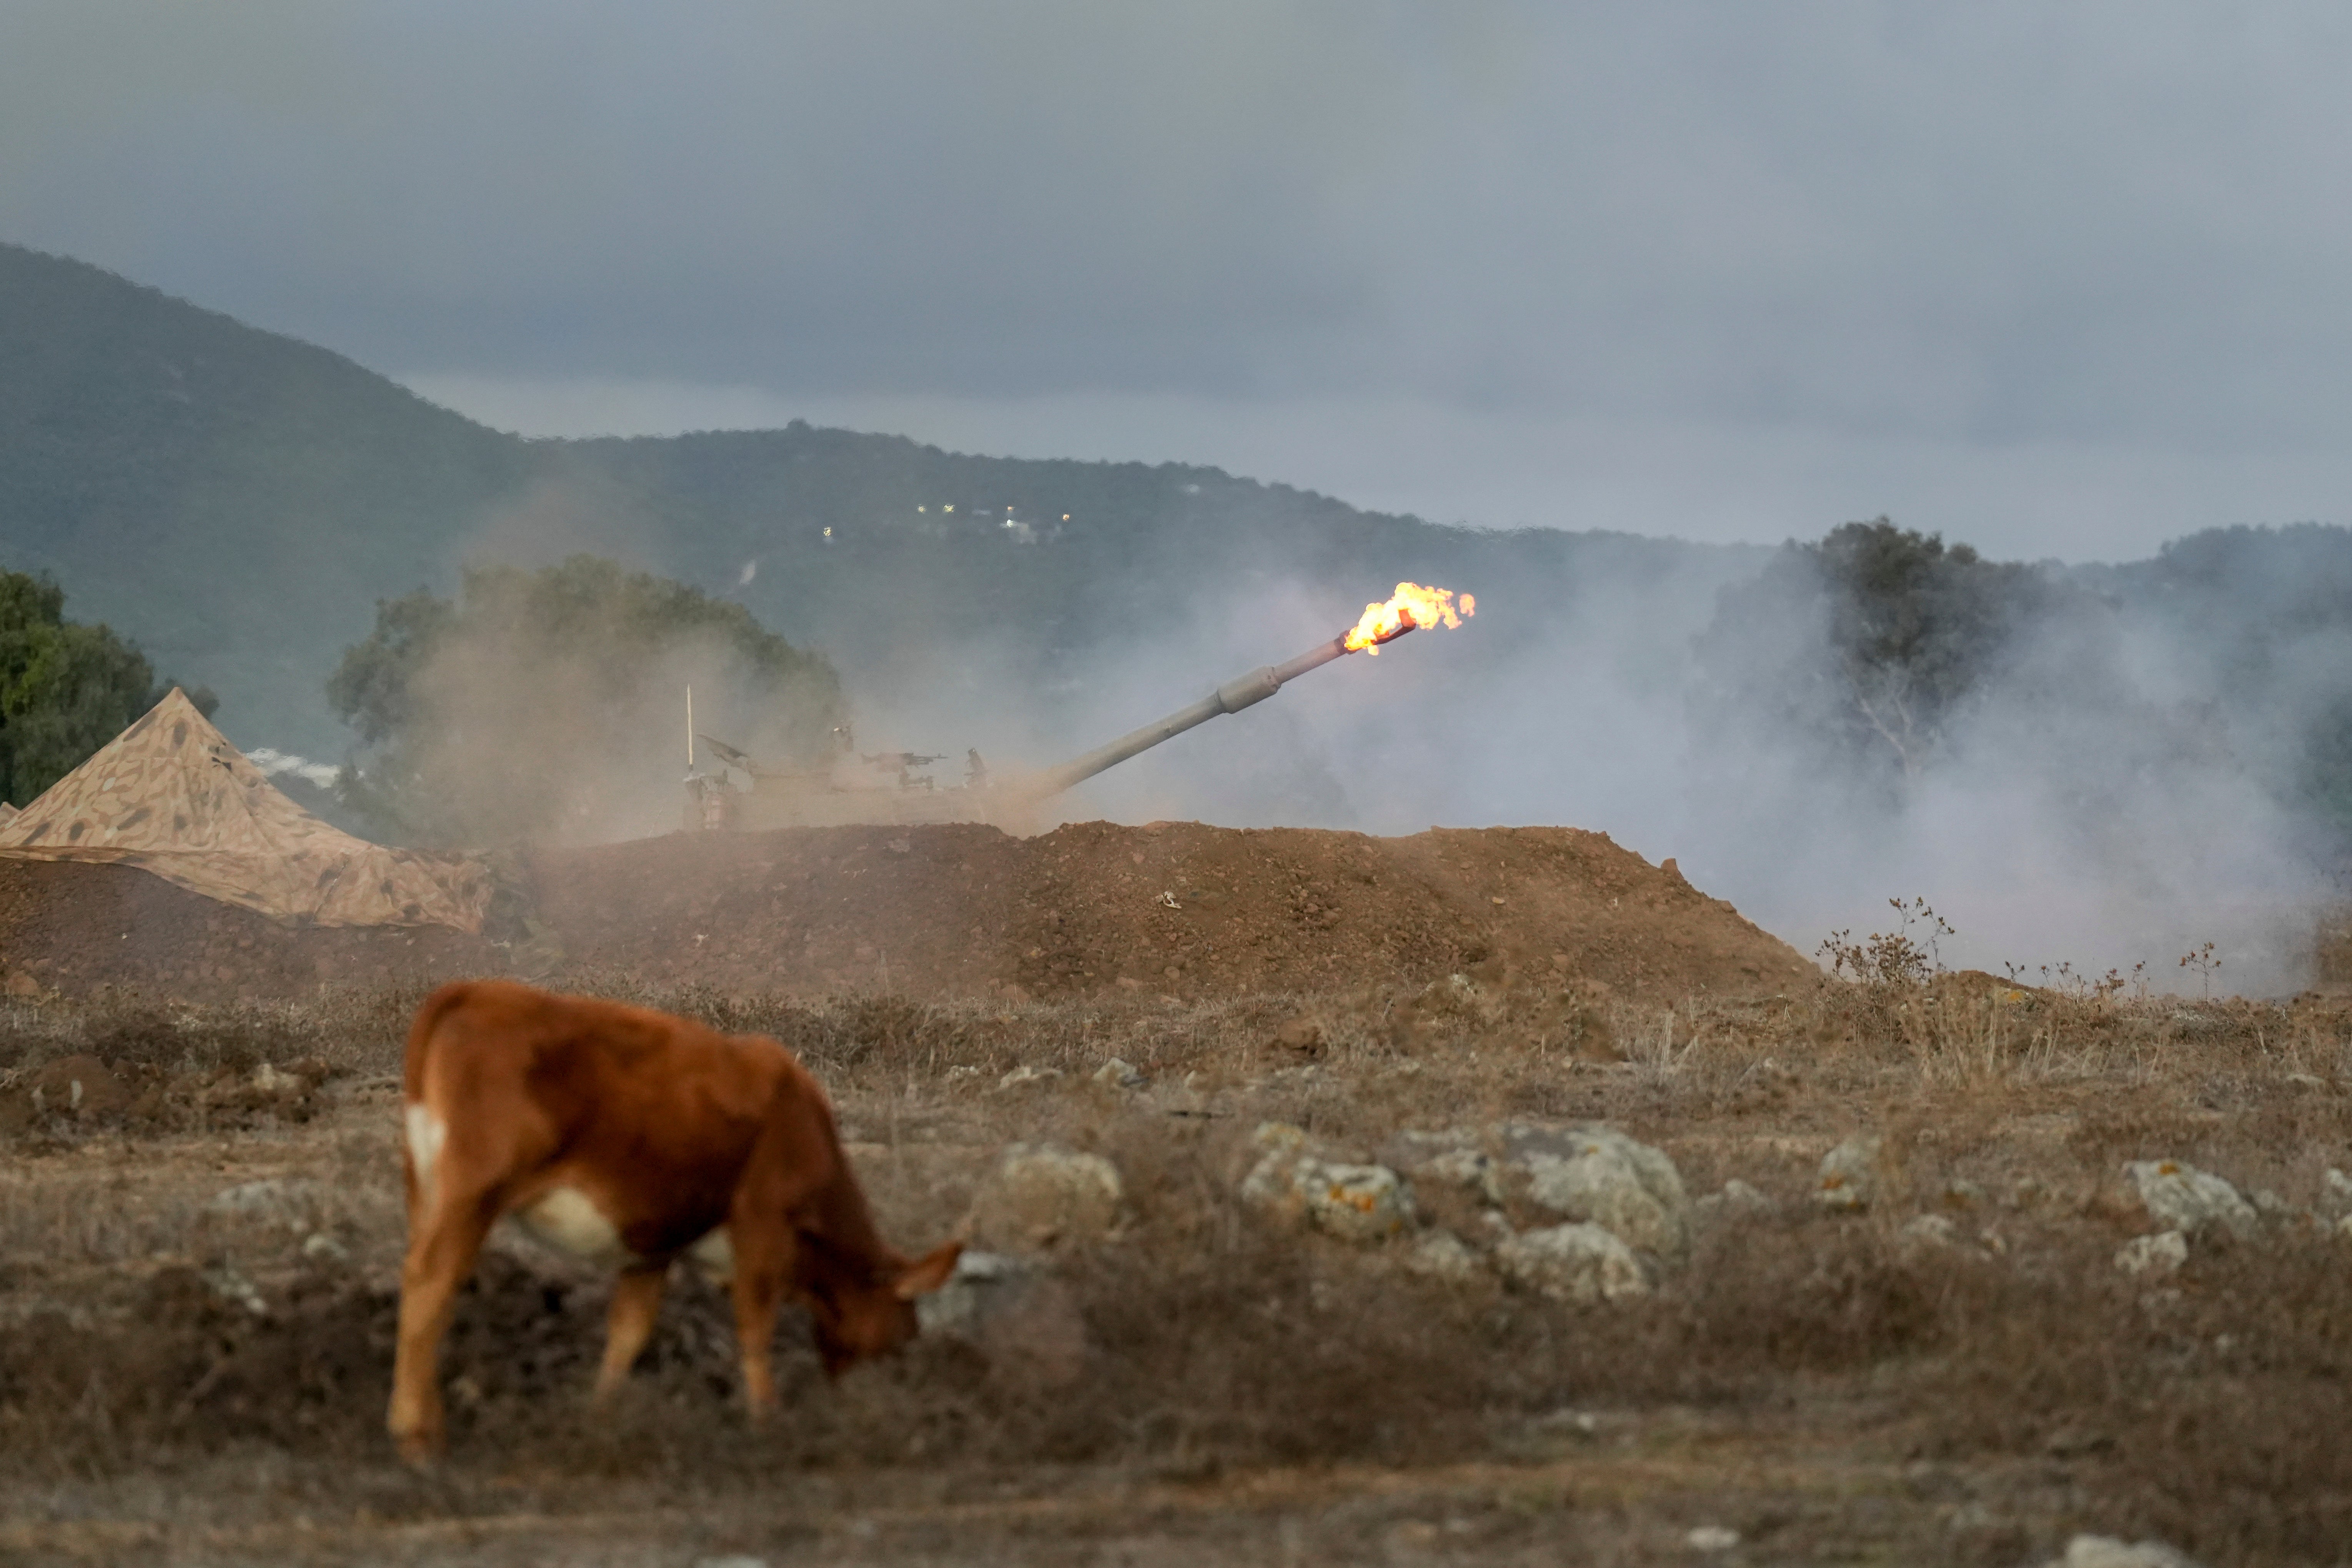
1696,519,2054,779
0,568,216,806
327,556,844,846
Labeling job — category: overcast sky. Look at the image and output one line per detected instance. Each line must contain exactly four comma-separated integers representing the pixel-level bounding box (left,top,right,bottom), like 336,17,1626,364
6,2,2351,561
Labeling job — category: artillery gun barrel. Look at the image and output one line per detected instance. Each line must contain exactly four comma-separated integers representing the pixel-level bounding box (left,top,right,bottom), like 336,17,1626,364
1030,629,1382,799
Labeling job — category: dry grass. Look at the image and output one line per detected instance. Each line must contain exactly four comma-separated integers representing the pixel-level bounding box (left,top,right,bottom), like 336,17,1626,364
1,973,2350,1563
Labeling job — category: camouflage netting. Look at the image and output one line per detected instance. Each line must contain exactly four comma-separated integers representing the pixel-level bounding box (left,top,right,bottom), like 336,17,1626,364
0,689,490,932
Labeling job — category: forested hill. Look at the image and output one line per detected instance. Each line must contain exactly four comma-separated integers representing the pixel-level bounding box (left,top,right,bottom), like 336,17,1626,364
0,241,1759,758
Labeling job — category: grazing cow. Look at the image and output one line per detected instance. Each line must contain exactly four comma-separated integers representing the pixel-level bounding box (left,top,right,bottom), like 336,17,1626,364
387,979,960,1462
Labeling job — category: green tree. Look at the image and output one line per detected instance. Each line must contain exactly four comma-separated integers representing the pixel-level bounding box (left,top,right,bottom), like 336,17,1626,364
1697,519,2054,779
328,556,843,846
0,568,216,806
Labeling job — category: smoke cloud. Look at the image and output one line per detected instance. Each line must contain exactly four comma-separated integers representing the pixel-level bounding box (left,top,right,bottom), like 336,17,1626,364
833,524,2344,996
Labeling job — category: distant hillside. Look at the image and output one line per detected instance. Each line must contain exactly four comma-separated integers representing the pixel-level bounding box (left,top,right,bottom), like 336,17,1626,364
0,241,1762,761
0,243,535,754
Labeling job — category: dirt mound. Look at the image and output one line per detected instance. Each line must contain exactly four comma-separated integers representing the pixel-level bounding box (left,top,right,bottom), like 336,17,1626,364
0,854,489,1001
0,821,1813,1004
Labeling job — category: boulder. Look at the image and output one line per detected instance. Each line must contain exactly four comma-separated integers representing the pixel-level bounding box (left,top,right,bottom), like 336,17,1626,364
1495,1222,1650,1304
2320,1167,2352,1215
1238,1121,1312,1215
966,1145,1123,1250
2113,1230,2188,1279
1239,1123,1417,1242
2125,1160,2256,1241
1813,1136,1882,1211
1297,1161,1416,1242
1090,1058,1146,1089
1694,1178,1776,1226
1402,1228,1485,1284
1500,1124,1689,1260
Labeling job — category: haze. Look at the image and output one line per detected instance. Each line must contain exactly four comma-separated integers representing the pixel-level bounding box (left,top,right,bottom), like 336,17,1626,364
7,4,2352,559
5,3,2349,990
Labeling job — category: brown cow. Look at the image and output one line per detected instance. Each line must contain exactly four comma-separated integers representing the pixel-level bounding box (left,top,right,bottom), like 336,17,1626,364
387,979,960,1462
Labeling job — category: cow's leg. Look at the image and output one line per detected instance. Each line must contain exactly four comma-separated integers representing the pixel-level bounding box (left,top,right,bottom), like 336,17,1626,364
386,1190,498,1465
594,1265,668,1401
726,1233,798,1422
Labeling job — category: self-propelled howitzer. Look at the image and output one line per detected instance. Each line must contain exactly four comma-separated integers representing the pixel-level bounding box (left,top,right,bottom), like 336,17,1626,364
687,584,1466,831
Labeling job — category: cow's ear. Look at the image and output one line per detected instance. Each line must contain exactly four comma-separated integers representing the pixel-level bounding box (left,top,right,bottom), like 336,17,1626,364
893,1241,962,1299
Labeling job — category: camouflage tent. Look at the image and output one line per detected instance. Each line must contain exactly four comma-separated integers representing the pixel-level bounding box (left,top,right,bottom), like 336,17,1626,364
0,689,491,932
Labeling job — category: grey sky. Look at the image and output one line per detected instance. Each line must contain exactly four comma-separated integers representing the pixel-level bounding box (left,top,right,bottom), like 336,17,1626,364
6,2,2350,559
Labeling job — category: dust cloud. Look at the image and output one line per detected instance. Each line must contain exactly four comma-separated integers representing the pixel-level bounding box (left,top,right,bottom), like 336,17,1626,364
840,528,2344,996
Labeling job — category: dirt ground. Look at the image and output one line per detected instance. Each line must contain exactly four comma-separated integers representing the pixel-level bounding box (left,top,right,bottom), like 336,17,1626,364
3,968,2351,1566
0,820,1814,1005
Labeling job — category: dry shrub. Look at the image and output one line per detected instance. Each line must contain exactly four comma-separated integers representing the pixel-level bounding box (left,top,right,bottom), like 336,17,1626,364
3,976,2352,1561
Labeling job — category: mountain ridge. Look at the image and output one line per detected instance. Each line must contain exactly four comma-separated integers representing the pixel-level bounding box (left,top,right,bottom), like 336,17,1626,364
0,240,1766,761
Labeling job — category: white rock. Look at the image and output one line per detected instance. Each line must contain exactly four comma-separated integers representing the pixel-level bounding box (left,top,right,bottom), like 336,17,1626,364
1237,1126,1414,1241
1239,1123,1312,1214
204,1178,325,1227
299,1231,350,1263
1902,1214,1960,1247
917,1249,1027,1337
1503,1124,1689,1260
966,1145,1123,1250
1251,1120,1310,1155
1295,1160,1417,1242
2125,1160,2256,1240
2321,1167,2352,1213
2114,1230,2188,1278
1696,1178,1776,1226
2055,1533,2201,1568
1686,1525,1741,1552
1814,1136,1882,1211
1495,1222,1650,1304
995,1065,1064,1092
201,1262,268,1317
1403,1228,1485,1283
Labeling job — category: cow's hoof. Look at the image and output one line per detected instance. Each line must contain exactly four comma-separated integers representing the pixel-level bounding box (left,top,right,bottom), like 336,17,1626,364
390,1424,444,1468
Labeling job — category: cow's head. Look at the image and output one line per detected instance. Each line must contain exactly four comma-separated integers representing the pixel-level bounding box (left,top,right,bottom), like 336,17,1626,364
805,1240,963,1375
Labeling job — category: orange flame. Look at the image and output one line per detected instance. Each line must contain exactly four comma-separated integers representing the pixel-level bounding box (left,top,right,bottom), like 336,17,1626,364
1343,582,1475,654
